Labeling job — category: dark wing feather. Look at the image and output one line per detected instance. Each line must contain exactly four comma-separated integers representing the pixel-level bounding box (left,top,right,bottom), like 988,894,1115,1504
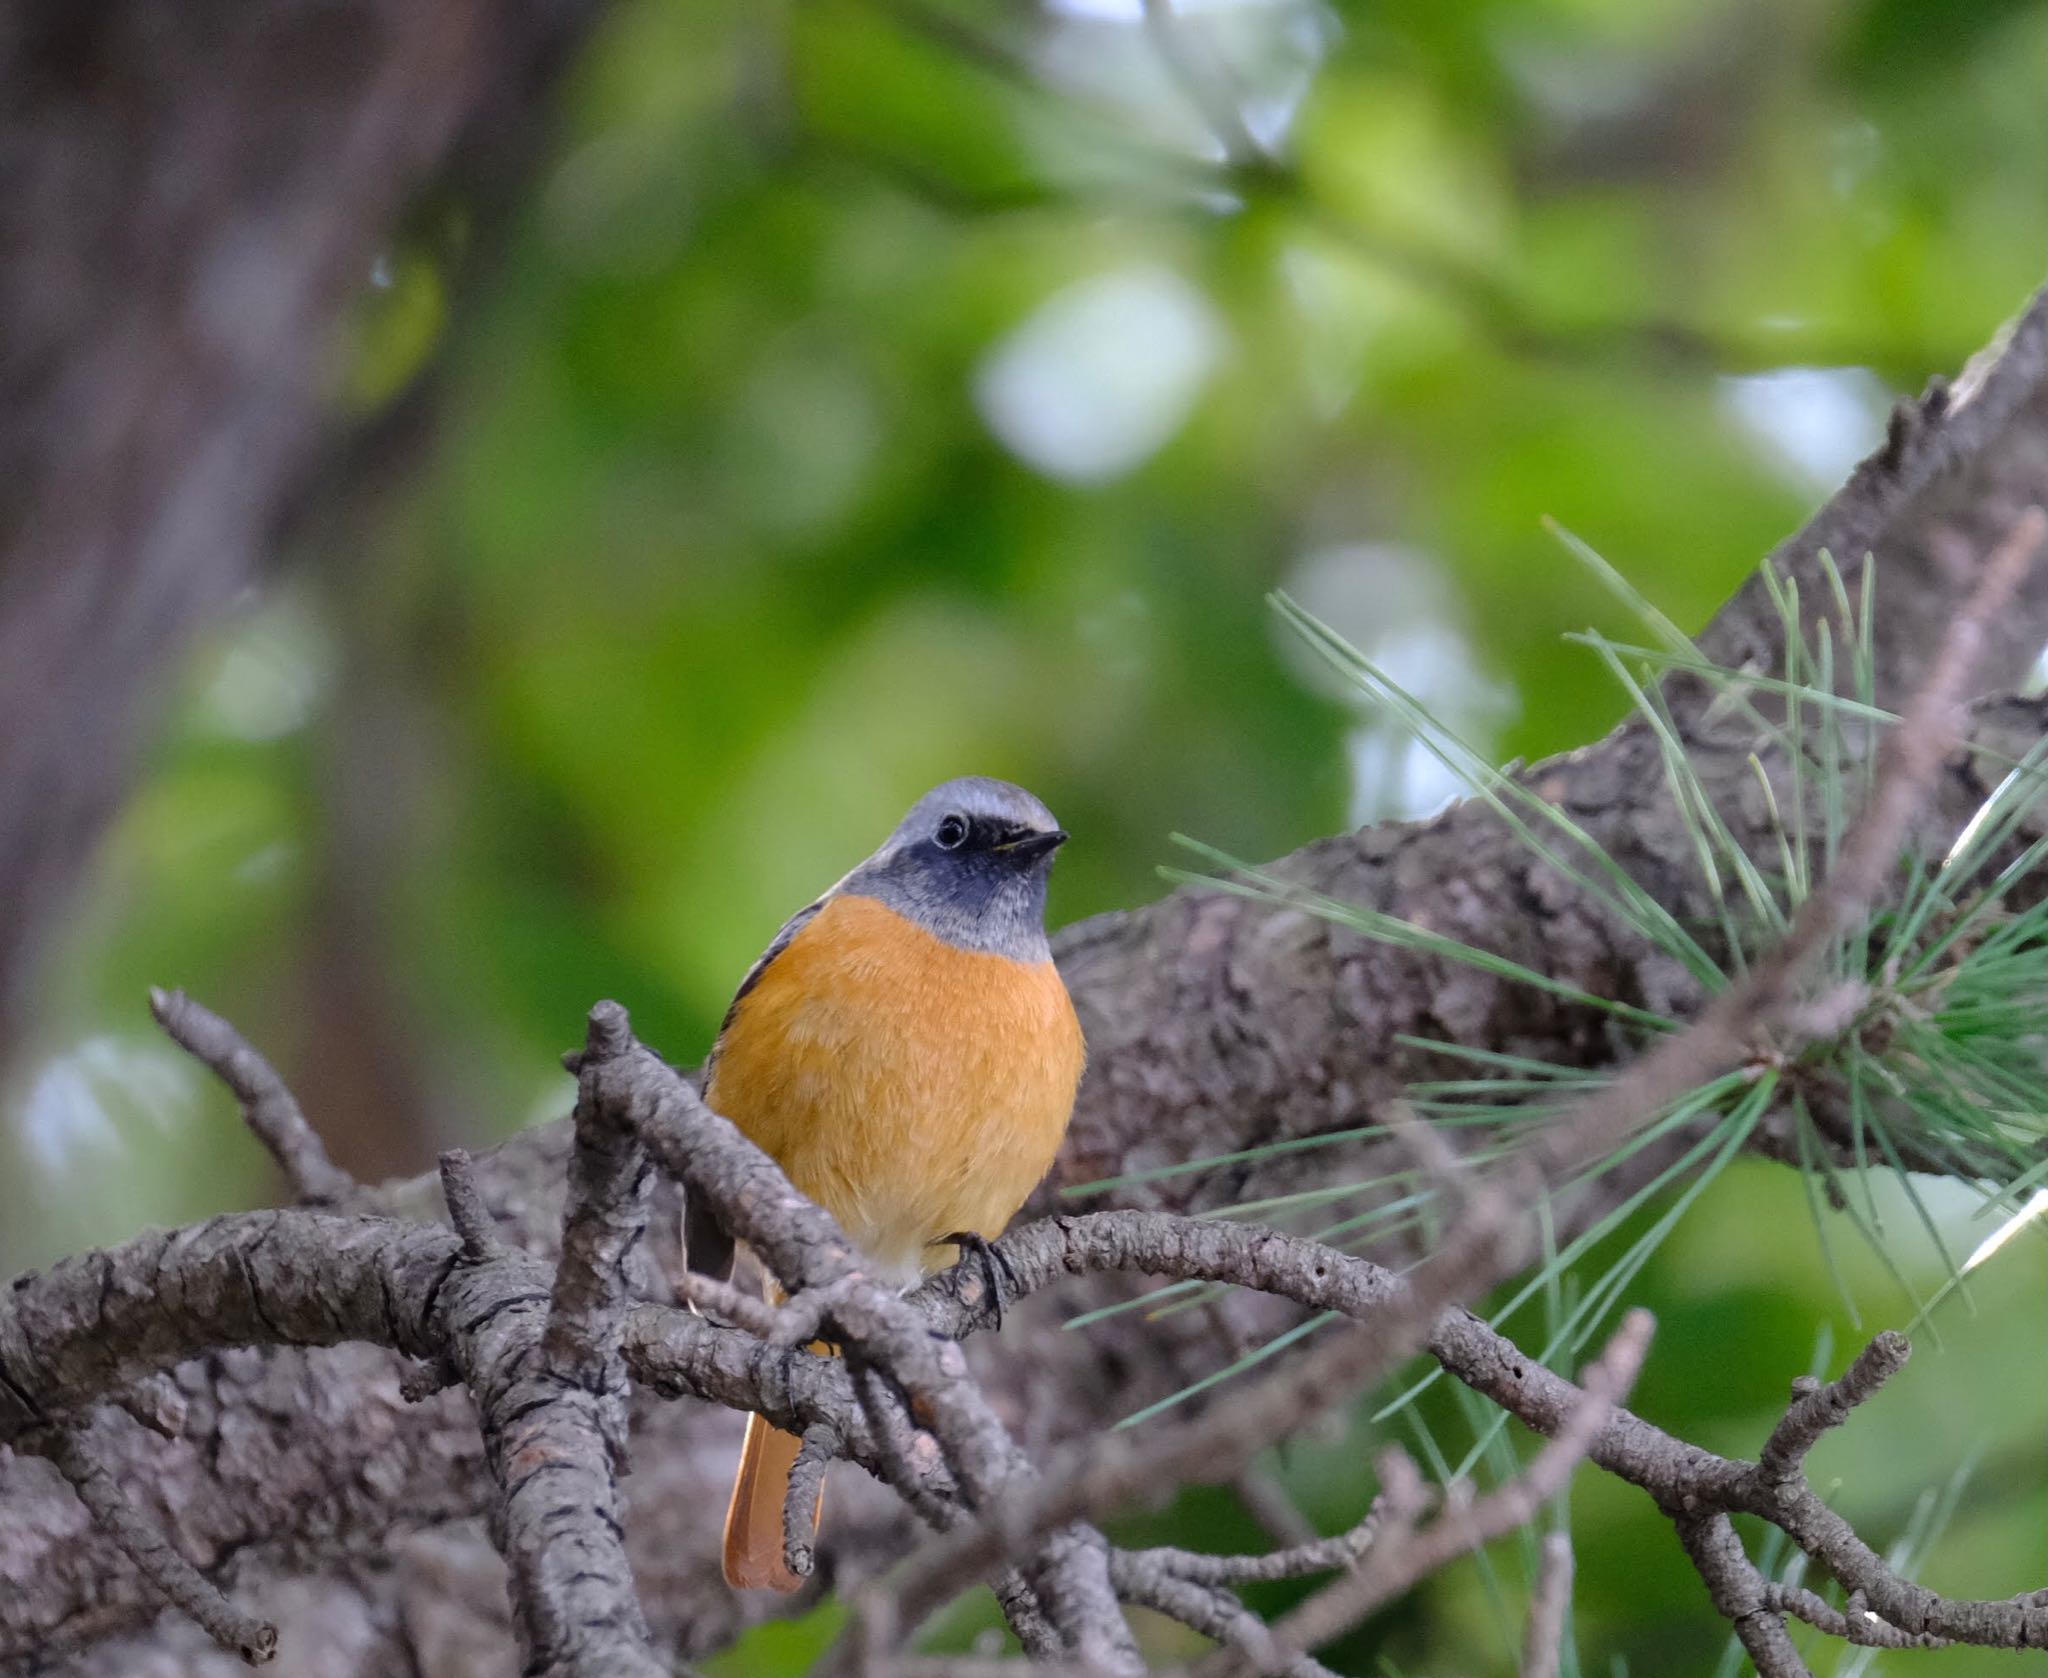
683,1192,737,1285
684,894,828,1282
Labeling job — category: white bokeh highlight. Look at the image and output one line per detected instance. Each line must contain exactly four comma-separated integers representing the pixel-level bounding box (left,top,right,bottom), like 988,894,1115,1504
1281,542,1515,826
17,1035,198,1178
1720,366,1889,495
975,265,1226,484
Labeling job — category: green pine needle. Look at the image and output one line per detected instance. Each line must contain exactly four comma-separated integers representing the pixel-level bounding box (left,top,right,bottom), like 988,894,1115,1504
1080,547,2048,1447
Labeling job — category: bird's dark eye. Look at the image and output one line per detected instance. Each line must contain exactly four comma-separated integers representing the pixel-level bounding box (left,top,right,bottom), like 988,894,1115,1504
934,813,970,851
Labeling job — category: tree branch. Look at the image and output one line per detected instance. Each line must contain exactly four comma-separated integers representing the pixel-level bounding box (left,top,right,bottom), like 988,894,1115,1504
1519,1532,1574,1678
29,1417,277,1666
148,989,356,1206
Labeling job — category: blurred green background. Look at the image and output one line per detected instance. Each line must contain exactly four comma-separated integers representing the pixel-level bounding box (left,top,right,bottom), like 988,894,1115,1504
4,0,2045,1670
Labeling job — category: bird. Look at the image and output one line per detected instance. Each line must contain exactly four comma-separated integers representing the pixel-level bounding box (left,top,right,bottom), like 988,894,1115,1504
690,775,1085,1593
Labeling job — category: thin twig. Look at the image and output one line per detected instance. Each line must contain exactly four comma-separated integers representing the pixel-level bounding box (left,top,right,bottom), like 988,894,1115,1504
674,1270,782,1338
785,1423,842,1581
436,1149,501,1261
425,1012,668,1678
544,1050,655,1395
37,1417,278,1664
434,1119,667,1676
1247,1310,1653,1672
151,987,353,1204
1109,1555,1336,1678
882,1170,1533,1637
1761,1581,1945,1649
916,1212,2048,1653
1674,1514,1815,1678
1520,1531,1574,1678
1757,1331,1910,1487
1124,1497,1385,1586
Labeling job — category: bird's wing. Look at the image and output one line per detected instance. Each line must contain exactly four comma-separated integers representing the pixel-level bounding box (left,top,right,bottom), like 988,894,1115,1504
686,893,829,1282
704,894,828,1076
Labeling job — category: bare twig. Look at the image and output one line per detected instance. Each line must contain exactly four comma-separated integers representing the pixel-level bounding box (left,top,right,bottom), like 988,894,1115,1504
1674,1514,1814,1678
1763,1581,1946,1649
545,1044,656,1395
1246,1310,1653,1672
675,1271,783,1338
785,1424,842,1581
413,1014,671,1678
436,1149,502,1262
1123,1497,1386,1586
150,987,354,1204
1108,1556,1335,1678
418,1036,676,1678
881,1168,1532,1639
1758,1331,1911,1488
1520,1532,1574,1678
36,1416,278,1665
920,1212,2048,1653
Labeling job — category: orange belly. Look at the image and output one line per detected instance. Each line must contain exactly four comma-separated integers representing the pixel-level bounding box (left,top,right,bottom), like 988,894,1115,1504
704,893,1085,1282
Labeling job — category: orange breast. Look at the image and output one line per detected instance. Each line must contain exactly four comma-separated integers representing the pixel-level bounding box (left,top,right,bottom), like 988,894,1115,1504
704,893,1085,1281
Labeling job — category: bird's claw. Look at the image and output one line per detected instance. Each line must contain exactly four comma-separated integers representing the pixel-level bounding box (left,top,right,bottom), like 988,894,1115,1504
939,1231,1018,1330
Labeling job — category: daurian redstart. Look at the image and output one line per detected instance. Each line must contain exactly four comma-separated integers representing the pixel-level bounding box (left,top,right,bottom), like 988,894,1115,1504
688,777,1084,1592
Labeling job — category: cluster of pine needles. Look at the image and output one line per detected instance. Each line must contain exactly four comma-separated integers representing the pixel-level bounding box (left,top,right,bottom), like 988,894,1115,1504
1062,532,2048,1672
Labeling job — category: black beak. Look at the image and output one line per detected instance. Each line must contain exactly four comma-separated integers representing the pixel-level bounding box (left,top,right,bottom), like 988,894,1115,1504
1000,828,1068,862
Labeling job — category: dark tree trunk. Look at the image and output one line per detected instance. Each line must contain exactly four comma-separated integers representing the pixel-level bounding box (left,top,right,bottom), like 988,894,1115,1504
0,0,601,1059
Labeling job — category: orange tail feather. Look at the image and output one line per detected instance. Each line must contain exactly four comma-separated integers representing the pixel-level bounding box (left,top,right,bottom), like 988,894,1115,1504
723,1413,823,1592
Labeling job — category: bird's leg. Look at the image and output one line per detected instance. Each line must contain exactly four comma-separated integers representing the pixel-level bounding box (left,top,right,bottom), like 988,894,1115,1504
939,1231,1019,1331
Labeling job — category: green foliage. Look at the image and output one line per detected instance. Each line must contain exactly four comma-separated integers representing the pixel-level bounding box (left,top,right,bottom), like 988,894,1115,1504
1070,551,2048,1665
1105,548,2048,1371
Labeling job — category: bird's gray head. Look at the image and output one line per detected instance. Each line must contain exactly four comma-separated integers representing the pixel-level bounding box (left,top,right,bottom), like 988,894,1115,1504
840,776,1067,958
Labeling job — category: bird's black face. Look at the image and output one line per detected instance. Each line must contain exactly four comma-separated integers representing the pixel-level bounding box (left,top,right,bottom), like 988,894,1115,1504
840,776,1069,956
925,805,1068,869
